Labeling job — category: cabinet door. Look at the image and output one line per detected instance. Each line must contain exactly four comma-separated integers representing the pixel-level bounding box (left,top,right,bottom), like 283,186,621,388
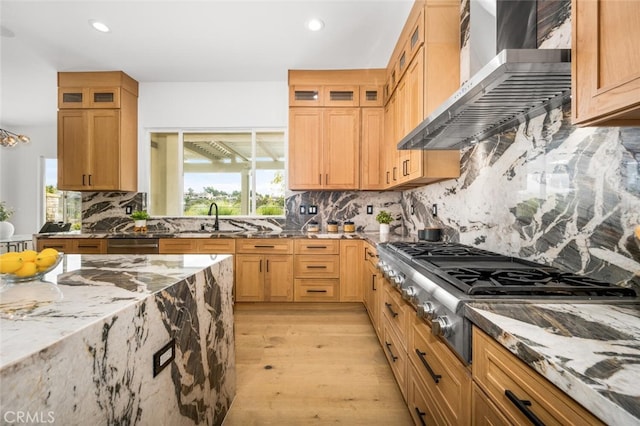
384,96,397,188
235,255,264,302
288,108,323,190
572,0,640,125
402,49,425,182
88,88,121,108
323,108,360,189
340,240,362,301
360,108,385,190
322,85,359,107
58,110,89,190
159,239,198,253
89,109,121,190
264,255,293,302
289,85,323,107
58,88,88,109
359,86,384,107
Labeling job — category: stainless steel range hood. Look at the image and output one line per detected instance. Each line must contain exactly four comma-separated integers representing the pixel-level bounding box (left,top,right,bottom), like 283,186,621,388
398,0,572,150
398,48,571,150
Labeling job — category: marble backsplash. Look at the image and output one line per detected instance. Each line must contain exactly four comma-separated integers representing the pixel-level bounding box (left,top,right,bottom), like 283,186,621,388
81,191,403,235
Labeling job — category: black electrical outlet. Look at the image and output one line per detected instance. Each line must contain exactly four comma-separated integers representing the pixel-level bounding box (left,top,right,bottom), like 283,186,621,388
153,339,175,377
309,205,318,214
366,205,373,214
411,205,415,215
432,204,438,217
299,205,306,215
125,206,133,215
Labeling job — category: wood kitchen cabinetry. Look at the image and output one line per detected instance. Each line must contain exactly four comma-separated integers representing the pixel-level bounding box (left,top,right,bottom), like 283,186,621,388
293,240,340,301
57,71,138,192
288,70,385,191
409,315,472,425
36,238,106,254
362,242,381,338
383,0,461,189
235,239,293,302
572,0,640,126
288,107,361,190
339,240,362,301
159,238,235,254
472,326,603,425
381,278,411,400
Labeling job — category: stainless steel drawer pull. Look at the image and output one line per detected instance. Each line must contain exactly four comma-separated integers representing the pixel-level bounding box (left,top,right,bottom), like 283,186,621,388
384,341,398,362
505,390,545,426
385,302,398,317
415,349,441,384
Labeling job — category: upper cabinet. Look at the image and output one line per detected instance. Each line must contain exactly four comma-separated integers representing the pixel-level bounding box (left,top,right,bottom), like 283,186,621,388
572,0,640,126
57,71,138,192
383,0,461,189
288,69,385,191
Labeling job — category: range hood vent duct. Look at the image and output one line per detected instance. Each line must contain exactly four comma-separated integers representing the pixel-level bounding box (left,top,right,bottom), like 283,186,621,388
398,0,572,150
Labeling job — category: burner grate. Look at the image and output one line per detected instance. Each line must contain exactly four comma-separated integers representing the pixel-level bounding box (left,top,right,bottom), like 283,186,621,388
443,267,637,297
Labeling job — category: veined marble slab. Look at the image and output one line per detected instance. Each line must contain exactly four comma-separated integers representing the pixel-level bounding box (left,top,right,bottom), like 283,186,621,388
466,302,640,425
0,254,235,425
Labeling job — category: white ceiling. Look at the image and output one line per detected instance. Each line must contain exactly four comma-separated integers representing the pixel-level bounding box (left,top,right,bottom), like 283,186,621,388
0,0,413,127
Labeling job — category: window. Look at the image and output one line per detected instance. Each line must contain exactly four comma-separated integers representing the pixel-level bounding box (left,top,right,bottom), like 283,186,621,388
44,159,82,230
149,130,285,216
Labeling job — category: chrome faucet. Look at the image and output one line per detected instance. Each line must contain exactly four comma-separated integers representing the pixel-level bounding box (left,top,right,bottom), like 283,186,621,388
207,202,219,231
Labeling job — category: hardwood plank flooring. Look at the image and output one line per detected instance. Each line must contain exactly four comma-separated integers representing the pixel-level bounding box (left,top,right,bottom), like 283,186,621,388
223,302,413,425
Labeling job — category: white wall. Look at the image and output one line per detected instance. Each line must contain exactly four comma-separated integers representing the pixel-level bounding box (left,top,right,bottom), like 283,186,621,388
0,124,57,234
137,81,288,193
0,80,288,233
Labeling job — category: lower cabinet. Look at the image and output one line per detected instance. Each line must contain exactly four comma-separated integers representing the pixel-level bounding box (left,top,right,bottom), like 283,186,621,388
362,242,381,338
472,327,604,425
235,239,294,302
36,238,106,254
159,238,235,253
409,315,472,425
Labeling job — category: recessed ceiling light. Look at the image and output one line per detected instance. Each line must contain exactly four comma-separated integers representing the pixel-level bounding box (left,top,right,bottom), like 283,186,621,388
89,19,110,33
306,18,324,32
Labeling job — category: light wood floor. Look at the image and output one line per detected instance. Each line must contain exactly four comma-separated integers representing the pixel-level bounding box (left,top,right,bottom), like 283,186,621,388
223,302,413,425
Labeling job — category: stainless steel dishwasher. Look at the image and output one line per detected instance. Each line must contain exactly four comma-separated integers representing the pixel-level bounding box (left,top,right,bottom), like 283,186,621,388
106,238,160,254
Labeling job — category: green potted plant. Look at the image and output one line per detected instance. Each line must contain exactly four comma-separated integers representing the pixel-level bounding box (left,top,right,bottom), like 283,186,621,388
0,201,14,239
131,210,150,229
376,210,393,235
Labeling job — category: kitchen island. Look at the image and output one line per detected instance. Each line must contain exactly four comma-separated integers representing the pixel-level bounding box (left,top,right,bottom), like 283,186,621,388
466,302,640,425
0,254,235,425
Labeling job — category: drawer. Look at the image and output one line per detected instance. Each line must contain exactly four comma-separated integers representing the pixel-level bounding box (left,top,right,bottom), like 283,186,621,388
294,279,339,301
408,361,446,426
294,239,340,255
409,316,471,425
73,239,106,254
472,382,511,426
382,318,408,401
197,239,235,253
294,255,340,278
159,239,197,253
36,239,72,252
472,327,603,426
381,281,410,347
236,239,293,254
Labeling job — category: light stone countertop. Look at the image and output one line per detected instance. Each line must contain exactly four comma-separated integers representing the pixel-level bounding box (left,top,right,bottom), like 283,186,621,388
0,254,232,369
466,302,640,425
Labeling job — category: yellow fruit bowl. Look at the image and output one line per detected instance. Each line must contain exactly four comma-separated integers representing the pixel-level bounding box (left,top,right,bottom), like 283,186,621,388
0,253,63,283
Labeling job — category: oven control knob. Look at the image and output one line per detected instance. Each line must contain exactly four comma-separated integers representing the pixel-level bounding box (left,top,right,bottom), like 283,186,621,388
376,260,386,271
402,286,416,301
417,302,436,319
432,317,452,337
386,269,396,279
394,273,405,286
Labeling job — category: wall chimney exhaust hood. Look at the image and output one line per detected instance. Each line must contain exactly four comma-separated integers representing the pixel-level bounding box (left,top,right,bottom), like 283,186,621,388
398,0,572,150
